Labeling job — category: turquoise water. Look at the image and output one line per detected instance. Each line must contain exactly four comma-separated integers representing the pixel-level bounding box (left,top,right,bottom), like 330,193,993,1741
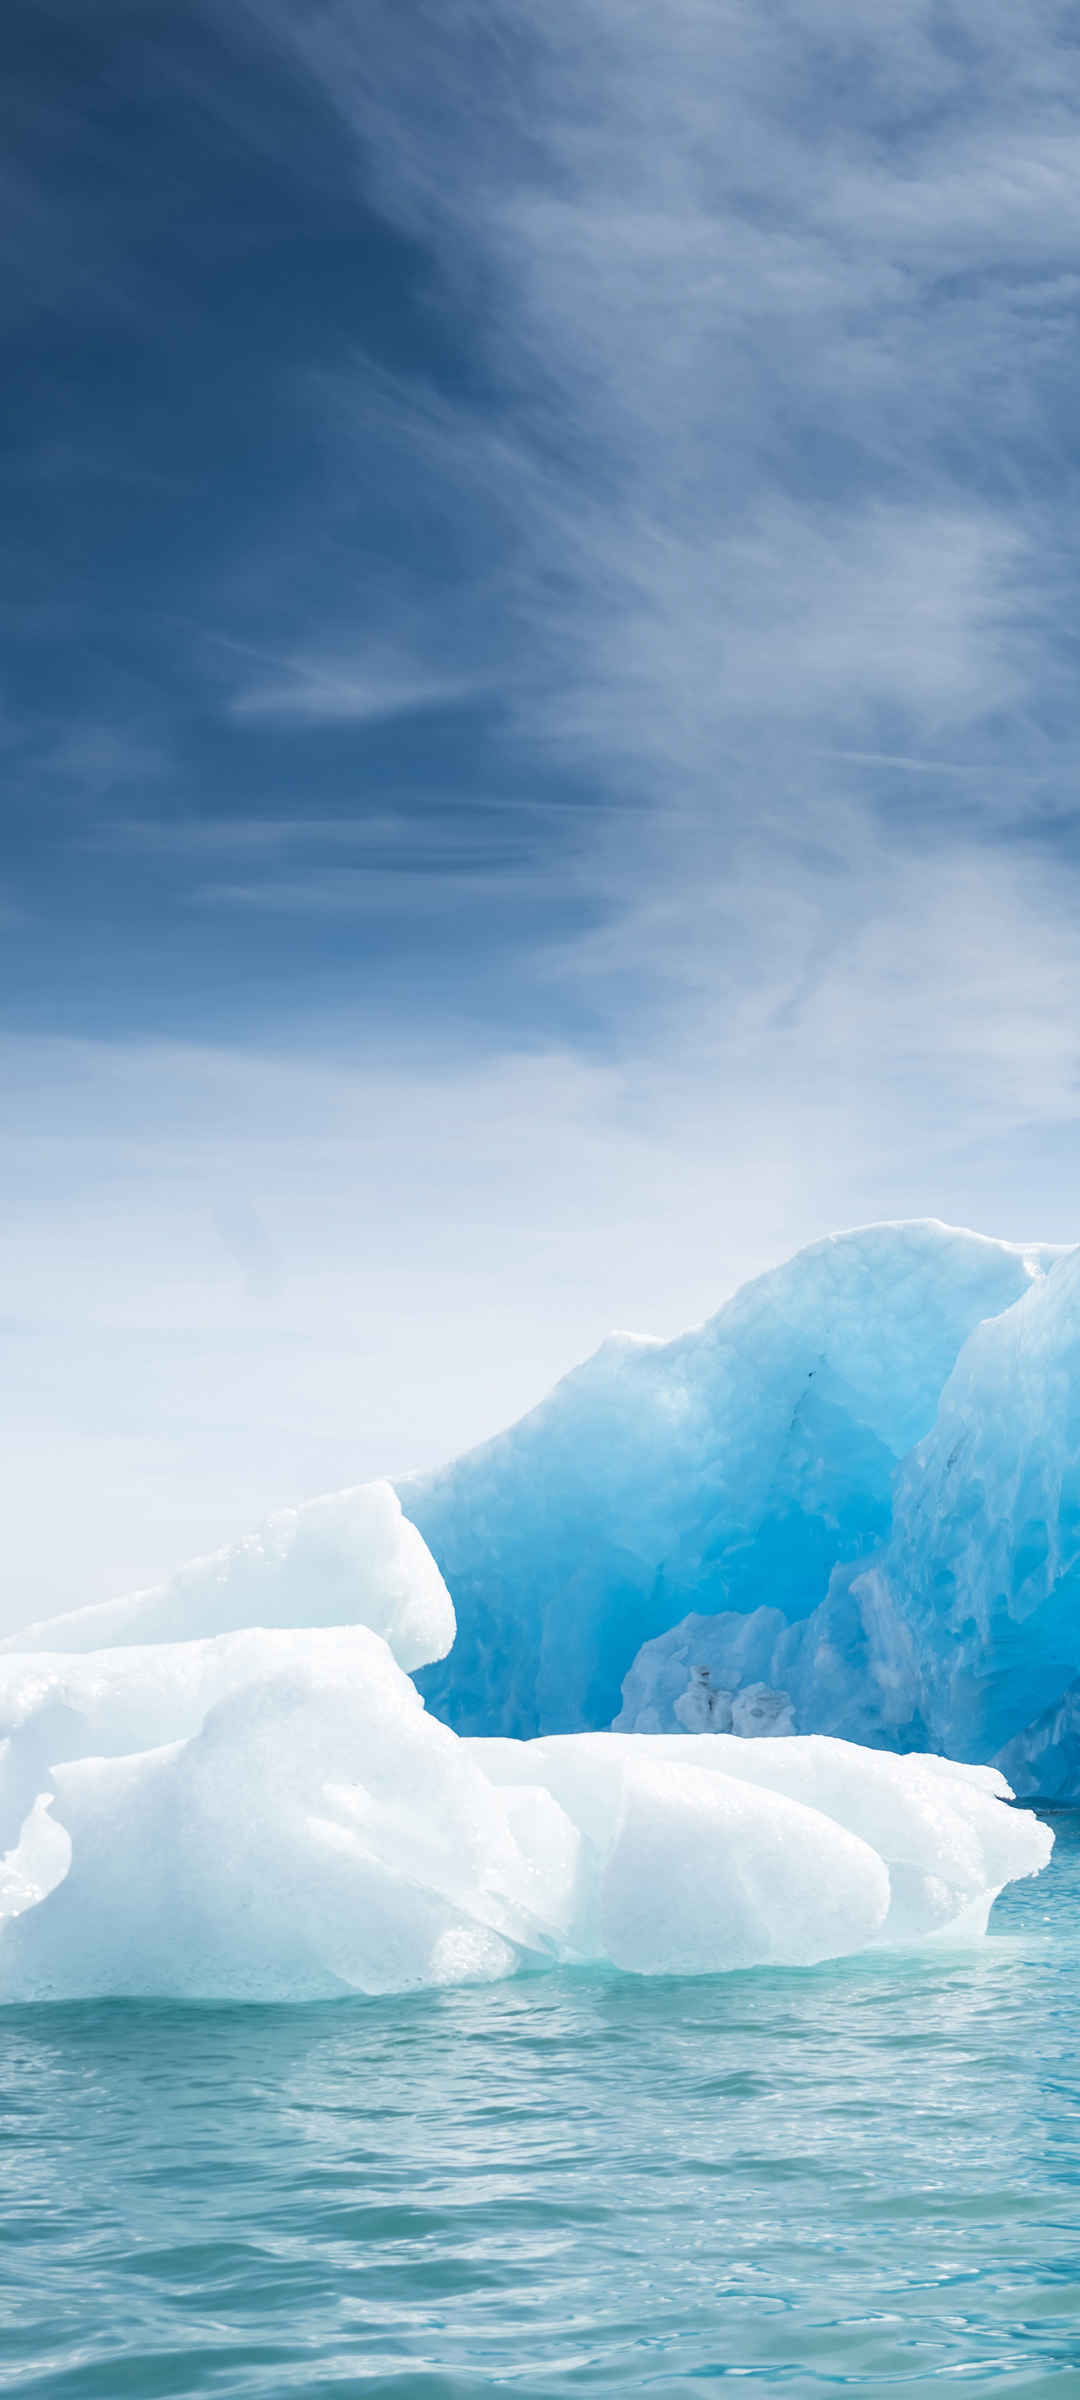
1,1814,1077,2398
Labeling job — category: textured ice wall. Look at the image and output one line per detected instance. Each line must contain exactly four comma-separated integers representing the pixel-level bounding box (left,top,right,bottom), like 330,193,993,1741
0,1624,1050,2000
621,1246,1080,1779
850,1246,1080,1770
403,1224,1058,1739
997,1678,1080,1802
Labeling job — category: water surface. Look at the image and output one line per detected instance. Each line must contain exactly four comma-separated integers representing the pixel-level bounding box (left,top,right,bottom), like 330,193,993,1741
1,1813,1077,2396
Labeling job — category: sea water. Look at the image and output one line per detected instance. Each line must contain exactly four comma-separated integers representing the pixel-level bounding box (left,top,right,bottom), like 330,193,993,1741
1,1813,1076,2398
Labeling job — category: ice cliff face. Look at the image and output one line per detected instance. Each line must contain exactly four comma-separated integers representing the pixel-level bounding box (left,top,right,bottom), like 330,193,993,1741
617,1241,1080,1791
402,1222,1064,1754
855,1245,1080,1774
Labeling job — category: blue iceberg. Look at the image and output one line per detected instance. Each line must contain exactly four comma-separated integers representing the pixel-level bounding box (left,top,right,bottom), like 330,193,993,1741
403,1222,1069,1773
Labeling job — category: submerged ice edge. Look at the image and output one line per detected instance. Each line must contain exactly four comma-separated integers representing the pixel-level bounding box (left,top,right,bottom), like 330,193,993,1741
0,1616,1053,2004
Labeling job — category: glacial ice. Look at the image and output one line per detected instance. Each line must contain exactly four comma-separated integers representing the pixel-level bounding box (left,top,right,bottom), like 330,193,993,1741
842,1243,1080,1771
404,1222,1061,1741
617,1240,1080,1788
0,1213,1070,1998
3,1481,454,1675
0,1616,1050,1999
997,1678,1080,1802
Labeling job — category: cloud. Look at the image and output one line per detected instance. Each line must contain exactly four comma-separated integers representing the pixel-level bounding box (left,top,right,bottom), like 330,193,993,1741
43,724,168,791
198,865,574,915
216,0,1080,1051
233,0,1075,774
514,499,1031,776
227,647,485,725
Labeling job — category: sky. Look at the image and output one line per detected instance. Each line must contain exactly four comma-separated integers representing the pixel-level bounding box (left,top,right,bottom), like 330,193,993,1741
6,0,1080,1625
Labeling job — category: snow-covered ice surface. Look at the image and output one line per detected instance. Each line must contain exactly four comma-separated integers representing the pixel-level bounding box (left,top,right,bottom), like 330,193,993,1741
402,1222,1062,1742
0,1500,1052,1999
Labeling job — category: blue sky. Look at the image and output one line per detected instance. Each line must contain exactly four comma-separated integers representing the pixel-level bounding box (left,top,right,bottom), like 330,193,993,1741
6,0,1080,1621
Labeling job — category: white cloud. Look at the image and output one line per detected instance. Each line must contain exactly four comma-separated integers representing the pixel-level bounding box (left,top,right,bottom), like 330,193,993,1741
226,646,483,725
239,0,1075,775
197,864,574,914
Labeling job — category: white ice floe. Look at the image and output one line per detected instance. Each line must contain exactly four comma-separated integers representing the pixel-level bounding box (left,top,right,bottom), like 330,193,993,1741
2,1480,454,1675
0,1520,1052,2000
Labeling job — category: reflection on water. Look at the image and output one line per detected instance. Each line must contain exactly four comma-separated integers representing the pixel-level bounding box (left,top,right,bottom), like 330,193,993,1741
0,1812,1077,2396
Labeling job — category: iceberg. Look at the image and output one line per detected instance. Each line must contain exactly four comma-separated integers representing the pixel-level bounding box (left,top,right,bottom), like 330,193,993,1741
619,1242,1080,1790
402,1222,1060,1741
2,1480,454,1675
996,1678,1080,1803
0,1212,1070,2000
0,1627,1049,2000
839,1243,1080,1770
0,1468,1050,2000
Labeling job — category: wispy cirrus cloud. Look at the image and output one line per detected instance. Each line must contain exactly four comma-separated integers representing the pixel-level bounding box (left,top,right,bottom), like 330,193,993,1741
215,0,1080,1106
235,0,1075,769
12,0,1080,1112
226,646,486,726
